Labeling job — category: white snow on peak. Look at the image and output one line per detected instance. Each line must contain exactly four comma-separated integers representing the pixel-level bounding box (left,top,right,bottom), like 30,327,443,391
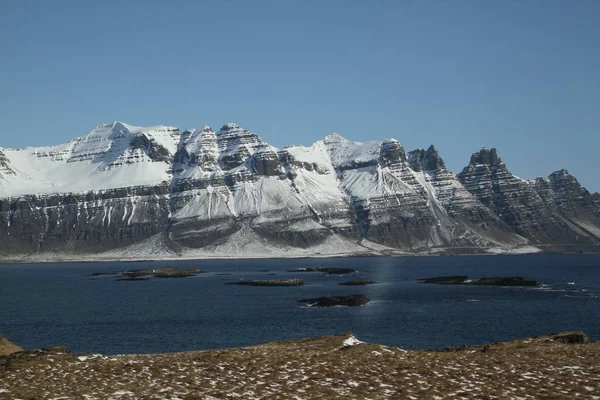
322,133,348,143
0,121,180,197
322,136,384,169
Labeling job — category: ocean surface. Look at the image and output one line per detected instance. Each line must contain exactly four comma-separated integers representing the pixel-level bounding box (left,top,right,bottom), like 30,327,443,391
0,254,598,355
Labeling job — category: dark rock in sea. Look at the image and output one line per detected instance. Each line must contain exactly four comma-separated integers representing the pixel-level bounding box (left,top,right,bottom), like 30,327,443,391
288,267,356,275
338,280,376,286
90,267,205,279
419,276,469,284
87,271,123,277
115,277,151,281
552,332,590,344
226,279,304,287
152,271,198,278
298,294,370,307
470,277,539,287
123,268,204,278
419,275,538,287
216,273,233,276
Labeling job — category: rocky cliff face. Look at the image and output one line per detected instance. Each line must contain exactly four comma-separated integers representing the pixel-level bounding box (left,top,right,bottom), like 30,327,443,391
593,193,600,210
0,186,170,255
0,123,598,259
457,148,600,246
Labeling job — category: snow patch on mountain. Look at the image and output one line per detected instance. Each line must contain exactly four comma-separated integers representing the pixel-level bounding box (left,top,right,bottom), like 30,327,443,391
0,122,179,197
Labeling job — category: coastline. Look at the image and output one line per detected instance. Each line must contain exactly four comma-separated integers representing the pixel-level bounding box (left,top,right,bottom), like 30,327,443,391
1,332,598,399
3,245,599,265
3,245,589,266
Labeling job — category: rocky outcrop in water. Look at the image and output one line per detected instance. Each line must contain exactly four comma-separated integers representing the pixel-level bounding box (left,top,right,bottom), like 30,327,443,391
89,268,203,279
419,276,539,287
298,294,371,307
339,280,376,286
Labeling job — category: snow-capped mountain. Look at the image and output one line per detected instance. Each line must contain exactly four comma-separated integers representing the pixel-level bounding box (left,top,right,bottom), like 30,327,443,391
0,122,598,260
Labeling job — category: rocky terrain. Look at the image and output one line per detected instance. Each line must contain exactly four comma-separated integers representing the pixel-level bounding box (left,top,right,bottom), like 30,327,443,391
0,332,598,399
0,121,598,260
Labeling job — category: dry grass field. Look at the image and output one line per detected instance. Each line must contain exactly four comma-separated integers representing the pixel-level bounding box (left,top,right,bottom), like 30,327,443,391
0,332,598,399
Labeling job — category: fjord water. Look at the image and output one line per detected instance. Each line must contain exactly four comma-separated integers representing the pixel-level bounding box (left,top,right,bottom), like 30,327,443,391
0,254,598,355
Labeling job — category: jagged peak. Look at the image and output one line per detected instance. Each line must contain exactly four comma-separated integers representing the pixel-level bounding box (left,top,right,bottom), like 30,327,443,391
469,147,503,166
201,125,213,133
549,168,570,177
426,144,437,153
407,145,445,171
219,123,242,132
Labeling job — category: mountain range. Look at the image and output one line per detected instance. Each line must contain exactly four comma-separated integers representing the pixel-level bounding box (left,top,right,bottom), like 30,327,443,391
0,121,598,261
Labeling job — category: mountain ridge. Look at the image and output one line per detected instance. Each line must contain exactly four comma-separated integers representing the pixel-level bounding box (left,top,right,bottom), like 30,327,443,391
0,121,598,260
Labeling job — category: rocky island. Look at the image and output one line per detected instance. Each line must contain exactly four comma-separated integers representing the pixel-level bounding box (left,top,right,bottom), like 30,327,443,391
339,280,376,286
89,267,204,280
298,294,370,307
419,276,539,287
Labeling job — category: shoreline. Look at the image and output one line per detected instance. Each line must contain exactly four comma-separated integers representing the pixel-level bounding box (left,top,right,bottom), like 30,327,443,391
1,245,598,266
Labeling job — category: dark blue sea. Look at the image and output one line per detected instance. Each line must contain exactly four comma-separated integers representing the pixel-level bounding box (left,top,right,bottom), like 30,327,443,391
0,254,598,355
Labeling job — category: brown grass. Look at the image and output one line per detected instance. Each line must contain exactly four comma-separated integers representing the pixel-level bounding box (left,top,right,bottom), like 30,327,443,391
0,333,22,356
0,332,598,399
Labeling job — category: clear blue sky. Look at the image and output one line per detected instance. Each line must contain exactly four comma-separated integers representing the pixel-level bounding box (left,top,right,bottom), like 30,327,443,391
1,0,599,192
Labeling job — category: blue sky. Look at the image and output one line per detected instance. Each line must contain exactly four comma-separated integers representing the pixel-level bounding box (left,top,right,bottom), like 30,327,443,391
1,0,599,191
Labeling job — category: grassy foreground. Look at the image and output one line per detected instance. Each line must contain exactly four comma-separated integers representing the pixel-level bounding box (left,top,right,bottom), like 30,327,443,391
0,332,599,399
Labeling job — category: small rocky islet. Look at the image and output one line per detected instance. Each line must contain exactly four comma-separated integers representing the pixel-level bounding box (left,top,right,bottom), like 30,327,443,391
298,294,370,307
339,280,376,286
88,267,204,280
419,275,539,287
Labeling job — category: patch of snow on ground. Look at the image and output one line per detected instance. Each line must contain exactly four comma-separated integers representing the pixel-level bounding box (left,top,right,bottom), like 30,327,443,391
486,246,541,254
343,335,363,347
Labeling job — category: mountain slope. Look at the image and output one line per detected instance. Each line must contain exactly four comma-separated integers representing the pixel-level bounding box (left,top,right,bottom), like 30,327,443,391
0,122,598,259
